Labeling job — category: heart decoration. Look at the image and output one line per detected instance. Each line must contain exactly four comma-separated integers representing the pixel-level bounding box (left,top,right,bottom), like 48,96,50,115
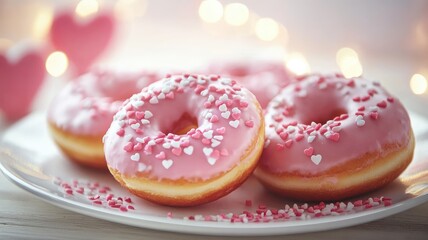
50,12,115,75
0,50,46,121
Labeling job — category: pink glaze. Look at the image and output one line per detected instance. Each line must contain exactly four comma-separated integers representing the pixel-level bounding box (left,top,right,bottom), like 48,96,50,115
261,74,412,175
48,69,159,136
103,74,262,180
208,62,294,108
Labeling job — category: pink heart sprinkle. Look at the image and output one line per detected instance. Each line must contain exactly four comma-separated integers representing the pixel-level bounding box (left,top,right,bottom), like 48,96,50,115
135,111,145,119
216,127,226,134
245,120,254,128
166,92,174,99
155,151,166,159
133,143,143,151
328,133,340,142
370,112,379,120
171,147,182,156
303,147,314,156
123,142,133,152
116,129,125,137
210,115,219,123
284,140,293,148
279,132,288,140
377,100,387,108
232,112,241,120
220,148,229,156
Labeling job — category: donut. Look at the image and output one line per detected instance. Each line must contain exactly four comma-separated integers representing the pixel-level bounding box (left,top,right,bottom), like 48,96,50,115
255,73,414,201
48,69,159,168
208,61,294,108
103,74,264,206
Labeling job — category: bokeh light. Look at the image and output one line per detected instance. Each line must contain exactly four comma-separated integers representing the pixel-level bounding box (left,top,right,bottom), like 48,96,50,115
199,0,223,23
45,51,69,77
285,52,310,76
33,6,53,40
224,3,249,26
336,47,363,78
255,18,279,41
114,0,147,21
410,74,427,95
75,0,99,18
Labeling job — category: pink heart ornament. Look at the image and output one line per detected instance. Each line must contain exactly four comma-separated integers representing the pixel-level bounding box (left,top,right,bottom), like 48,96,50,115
50,12,115,74
0,46,46,121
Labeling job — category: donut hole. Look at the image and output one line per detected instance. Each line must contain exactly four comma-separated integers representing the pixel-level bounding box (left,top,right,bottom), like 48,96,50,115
301,108,347,125
164,113,199,135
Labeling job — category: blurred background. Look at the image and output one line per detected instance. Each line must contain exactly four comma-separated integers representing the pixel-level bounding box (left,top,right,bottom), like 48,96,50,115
0,0,427,123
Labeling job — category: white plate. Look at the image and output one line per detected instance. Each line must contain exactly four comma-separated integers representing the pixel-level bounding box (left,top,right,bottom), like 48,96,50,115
1,112,428,236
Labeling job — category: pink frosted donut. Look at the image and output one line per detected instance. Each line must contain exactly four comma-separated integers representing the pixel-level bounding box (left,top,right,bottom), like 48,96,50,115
208,61,294,108
103,74,264,206
48,69,159,168
255,74,415,201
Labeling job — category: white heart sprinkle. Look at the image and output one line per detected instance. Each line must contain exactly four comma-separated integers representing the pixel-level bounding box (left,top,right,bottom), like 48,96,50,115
297,90,307,97
219,94,228,101
203,147,213,156
197,79,206,84
124,134,133,142
324,131,331,138
117,120,125,127
355,115,364,121
147,140,156,146
149,96,158,104
170,141,180,148
311,154,322,165
287,126,295,133
162,159,173,169
206,112,213,119
183,146,194,155
332,126,342,132
162,86,171,93
232,107,241,114
221,78,231,85
144,111,153,119
221,111,231,119
369,106,379,112
307,135,316,143
162,142,171,149
213,135,223,140
136,137,145,143
141,119,150,125
157,93,165,99
132,101,144,108
137,163,147,172
207,95,215,102
229,120,239,128
130,153,140,161
211,139,221,147
203,130,213,139
207,157,217,165
319,82,328,89
131,123,140,129
219,104,227,112
181,79,190,86
356,119,366,127
201,89,209,96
